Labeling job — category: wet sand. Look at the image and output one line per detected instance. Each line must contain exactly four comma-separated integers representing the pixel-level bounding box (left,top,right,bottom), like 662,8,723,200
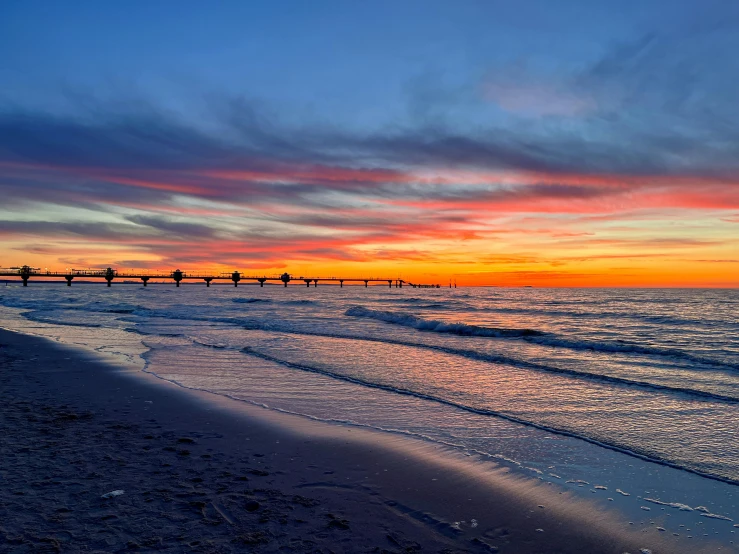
0,328,690,553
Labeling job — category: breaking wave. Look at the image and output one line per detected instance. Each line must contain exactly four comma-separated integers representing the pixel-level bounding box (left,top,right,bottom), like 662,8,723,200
232,298,272,304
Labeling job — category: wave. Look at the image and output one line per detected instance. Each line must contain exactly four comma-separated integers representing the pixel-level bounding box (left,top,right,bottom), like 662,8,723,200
18,301,739,400
376,297,473,310
379,297,429,304
123,327,186,338
346,306,739,371
345,306,544,337
114,308,739,402
22,311,103,328
478,304,727,328
187,328,739,404
532,335,738,370
297,339,738,403
379,298,729,328
238,346,739,487
373,293,731,328
56,303,147,315
232,298,272,304
407,302,460,310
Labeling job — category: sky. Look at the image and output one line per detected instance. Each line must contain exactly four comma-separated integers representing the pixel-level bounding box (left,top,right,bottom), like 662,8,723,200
1,0,737,287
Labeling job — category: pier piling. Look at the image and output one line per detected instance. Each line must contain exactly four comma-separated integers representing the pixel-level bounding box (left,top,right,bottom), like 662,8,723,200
65,275,73,287
141,277,149,287
232,271,241,287
104,267,115,287
204,277,213,287
258,278,267,287
173,269,183,287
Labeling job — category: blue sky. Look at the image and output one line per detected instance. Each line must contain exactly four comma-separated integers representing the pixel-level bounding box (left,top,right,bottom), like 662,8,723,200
3,0,723,127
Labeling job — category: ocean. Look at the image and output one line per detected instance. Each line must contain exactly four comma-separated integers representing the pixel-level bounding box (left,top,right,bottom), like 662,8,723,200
2,284,738,539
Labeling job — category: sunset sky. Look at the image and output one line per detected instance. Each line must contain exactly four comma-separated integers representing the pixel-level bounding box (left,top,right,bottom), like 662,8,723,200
1,1,737,286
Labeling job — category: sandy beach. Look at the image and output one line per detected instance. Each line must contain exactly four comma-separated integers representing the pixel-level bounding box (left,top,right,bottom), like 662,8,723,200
0,328,693,553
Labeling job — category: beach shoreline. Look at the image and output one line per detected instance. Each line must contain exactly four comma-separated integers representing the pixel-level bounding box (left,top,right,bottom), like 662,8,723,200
0,328,694,553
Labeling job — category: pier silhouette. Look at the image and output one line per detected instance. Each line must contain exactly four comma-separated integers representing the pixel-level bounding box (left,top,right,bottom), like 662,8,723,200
0,266,441,289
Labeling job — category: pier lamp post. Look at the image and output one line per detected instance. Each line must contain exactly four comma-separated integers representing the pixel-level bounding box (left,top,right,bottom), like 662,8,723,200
20,265,31,287
104,267,115,287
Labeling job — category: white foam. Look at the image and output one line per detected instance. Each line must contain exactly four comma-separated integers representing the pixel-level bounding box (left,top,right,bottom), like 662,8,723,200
700,512,733,522
643,498,694,511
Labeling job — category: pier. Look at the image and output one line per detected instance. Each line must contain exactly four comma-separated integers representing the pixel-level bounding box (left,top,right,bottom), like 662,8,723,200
0,266,441,289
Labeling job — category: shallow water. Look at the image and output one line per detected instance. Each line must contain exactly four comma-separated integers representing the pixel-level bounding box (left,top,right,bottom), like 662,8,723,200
1,284,738,545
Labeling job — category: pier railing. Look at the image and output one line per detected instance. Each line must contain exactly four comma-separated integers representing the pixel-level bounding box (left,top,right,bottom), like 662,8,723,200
0,266,441,288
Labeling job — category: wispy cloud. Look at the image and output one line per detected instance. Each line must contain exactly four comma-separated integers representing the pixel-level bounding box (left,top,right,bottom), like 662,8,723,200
1,23,738,284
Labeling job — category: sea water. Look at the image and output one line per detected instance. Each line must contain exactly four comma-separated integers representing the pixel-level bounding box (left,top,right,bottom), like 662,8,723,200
1,285,738,545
